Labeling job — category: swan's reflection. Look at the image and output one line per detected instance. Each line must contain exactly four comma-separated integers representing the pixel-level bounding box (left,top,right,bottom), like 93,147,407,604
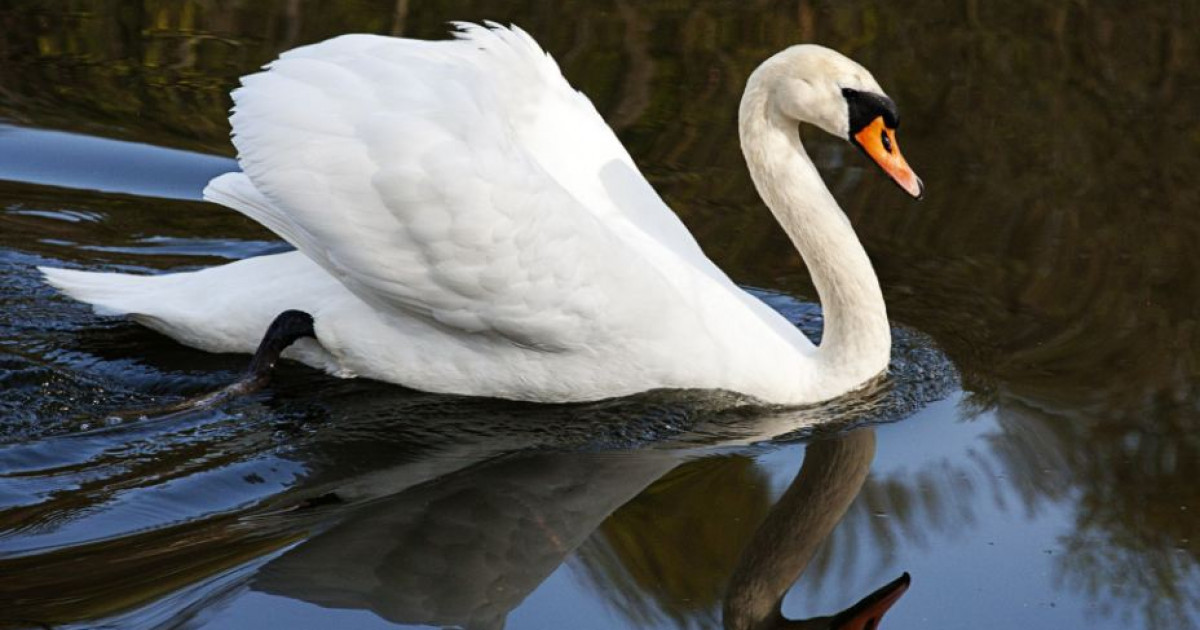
255,450,681,628
724,429,907,630
251,420,907,629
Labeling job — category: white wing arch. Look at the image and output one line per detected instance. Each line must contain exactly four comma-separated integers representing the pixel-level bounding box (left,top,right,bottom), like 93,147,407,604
214,25,708,351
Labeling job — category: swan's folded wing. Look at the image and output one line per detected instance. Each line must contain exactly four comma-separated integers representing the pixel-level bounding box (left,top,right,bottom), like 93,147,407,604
222,29,686,350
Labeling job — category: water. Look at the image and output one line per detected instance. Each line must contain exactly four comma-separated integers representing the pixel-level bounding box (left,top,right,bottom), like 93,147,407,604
1,2,1198,629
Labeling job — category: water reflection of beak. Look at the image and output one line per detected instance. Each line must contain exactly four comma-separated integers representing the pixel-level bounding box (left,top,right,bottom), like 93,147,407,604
826,572,911,630
851,116,924,200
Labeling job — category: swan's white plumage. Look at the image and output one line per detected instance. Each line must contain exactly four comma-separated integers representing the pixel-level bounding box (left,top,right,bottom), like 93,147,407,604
40,24,900,404
227,26,698,350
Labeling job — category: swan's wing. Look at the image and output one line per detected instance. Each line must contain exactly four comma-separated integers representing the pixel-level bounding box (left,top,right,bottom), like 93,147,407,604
440,24,710,263
219,26,691,350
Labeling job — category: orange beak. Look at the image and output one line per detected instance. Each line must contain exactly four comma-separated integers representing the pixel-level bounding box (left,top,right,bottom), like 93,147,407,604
829,572,911,630
853,117,923,199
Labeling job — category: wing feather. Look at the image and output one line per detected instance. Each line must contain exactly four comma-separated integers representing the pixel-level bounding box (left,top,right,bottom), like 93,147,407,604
223,26,692,350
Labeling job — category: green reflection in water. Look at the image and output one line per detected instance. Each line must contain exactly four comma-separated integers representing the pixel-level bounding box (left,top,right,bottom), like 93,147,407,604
576,456,773,628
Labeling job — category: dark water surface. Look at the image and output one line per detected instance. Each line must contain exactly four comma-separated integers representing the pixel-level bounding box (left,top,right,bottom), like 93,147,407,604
1,2,1198,629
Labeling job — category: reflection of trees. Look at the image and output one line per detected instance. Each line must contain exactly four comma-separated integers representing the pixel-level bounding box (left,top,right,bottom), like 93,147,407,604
574,456,773,629
816,391,1200,629
989,395,1200,629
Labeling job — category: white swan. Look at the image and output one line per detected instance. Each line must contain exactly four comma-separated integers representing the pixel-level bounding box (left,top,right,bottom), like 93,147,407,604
40,23,922,405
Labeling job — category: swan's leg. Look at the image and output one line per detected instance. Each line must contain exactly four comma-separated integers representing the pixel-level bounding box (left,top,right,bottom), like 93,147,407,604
117,310,317,418
242,310,318,389
192,309,317,405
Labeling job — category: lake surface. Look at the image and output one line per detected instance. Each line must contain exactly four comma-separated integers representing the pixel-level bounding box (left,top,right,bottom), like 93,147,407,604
1,2,1198,629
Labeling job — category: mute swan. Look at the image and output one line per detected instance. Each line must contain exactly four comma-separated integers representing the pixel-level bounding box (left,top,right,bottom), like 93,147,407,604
40,23,922,405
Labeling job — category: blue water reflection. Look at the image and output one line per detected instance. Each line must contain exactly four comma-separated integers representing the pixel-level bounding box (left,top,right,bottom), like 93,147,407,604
0,124,235,201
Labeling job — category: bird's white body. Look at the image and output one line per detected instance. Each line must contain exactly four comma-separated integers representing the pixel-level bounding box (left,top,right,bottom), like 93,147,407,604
42,24,895,405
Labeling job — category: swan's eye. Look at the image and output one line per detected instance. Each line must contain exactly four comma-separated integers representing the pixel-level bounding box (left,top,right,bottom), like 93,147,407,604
880,129,892,153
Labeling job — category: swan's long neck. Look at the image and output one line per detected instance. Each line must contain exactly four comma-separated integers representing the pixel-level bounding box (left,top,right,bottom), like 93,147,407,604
739,79,890,390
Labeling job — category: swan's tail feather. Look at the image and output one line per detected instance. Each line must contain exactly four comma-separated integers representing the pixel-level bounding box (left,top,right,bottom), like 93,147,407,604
38,254,347,370
39,266,163,317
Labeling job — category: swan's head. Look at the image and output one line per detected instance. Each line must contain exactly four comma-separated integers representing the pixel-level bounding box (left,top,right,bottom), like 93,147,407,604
754,45,924,199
